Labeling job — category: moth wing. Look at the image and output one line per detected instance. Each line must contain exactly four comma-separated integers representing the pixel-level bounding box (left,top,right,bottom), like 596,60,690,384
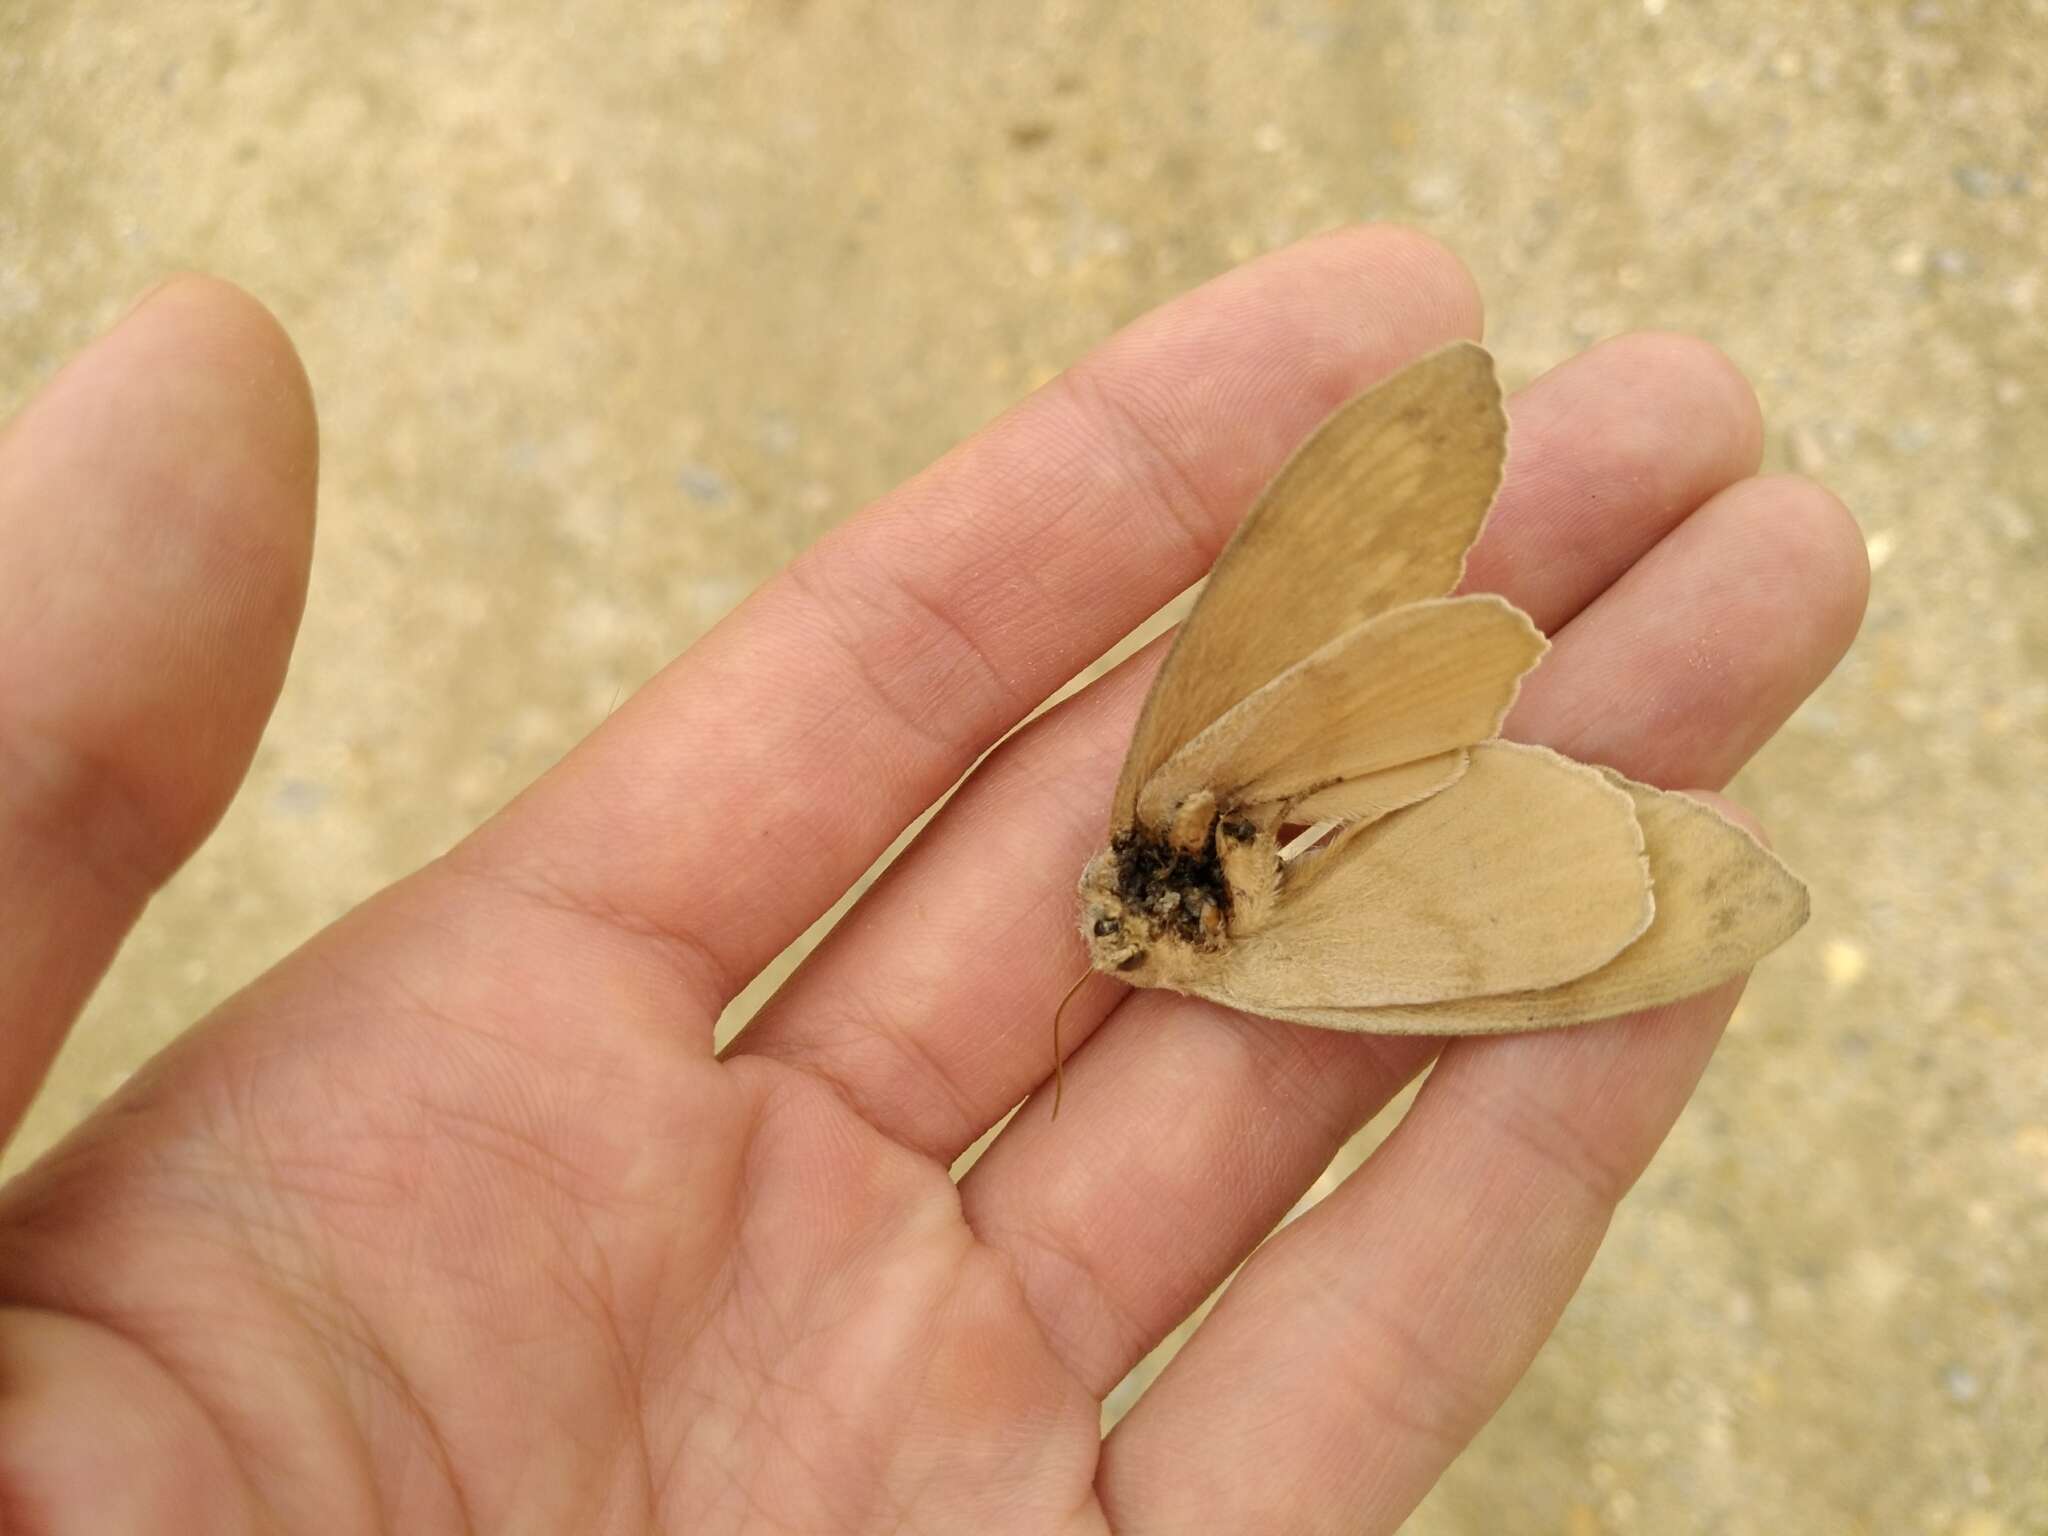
1285,750,1468,829
1111,341,1507,827
1134,594,1545,827
1258,774,1809,1033
1193,742,1652,1009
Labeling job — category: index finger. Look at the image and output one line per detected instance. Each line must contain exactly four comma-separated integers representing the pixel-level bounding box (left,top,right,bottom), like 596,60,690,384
456,226,1483,1021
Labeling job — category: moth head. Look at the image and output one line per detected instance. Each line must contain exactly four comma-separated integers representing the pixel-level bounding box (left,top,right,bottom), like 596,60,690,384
1078,846,1148,972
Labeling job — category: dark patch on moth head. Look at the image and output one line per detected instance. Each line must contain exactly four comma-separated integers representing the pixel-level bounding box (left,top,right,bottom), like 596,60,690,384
1109,822,1232,952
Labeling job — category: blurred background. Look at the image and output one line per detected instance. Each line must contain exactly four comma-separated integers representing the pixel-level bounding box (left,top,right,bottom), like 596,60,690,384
3,1,2043,1530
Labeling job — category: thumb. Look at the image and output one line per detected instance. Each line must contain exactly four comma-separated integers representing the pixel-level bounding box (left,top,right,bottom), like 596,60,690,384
0,276,316,1147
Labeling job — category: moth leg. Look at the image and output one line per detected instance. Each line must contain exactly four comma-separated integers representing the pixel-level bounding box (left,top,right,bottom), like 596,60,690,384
1166,788,1218,857
1216,804,1284,935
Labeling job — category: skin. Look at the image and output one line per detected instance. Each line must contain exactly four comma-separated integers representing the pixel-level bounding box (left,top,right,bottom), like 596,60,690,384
0,228,1868,1534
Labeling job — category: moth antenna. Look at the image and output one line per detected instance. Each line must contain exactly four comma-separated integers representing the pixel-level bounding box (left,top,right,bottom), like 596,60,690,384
1050,967,1091,1120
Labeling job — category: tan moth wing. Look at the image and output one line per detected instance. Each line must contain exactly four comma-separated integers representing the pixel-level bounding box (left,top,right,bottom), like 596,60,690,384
1254,773,1808,1033
1135,594,1545,828
1110,341,1507,827
1143,743,1652,1009
1284,750,1468,829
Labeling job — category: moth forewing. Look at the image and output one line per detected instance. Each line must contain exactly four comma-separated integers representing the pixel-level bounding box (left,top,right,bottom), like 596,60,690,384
1201,742,1652,1009
1109,341,1508,826
1135,594,1546,827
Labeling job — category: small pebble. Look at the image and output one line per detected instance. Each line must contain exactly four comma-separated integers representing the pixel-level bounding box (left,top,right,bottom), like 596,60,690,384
1824,938,1870,990
1953,164,2000,198
677,465,732,504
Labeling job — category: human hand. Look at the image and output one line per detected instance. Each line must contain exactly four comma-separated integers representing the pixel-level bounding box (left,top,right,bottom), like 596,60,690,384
0,229,1866,1533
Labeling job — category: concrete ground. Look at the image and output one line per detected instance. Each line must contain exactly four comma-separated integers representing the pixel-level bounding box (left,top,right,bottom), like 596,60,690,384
4,1,2043,1530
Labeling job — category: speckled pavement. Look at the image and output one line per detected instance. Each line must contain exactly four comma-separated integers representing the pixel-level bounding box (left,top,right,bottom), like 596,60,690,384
3,2,2043,1529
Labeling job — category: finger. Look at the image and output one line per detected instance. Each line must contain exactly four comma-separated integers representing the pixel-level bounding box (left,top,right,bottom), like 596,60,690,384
0,277,316,1143
962,470,1865,1402
1459,330,1763,629
450,226,1484,1021
1506,473,1871,790
732,331,1771,1157
1097,981,1745,1535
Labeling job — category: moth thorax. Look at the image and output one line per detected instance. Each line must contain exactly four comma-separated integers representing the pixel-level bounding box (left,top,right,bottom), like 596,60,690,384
1082,820,1230,972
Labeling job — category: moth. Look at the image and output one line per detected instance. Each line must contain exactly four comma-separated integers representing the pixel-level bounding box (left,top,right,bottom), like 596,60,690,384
1066,342,1807,1094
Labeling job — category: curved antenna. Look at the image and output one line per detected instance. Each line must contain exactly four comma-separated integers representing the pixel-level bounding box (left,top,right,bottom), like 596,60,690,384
1049,967,1092,1120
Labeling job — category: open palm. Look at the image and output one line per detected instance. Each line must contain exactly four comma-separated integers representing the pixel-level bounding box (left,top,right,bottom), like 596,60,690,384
0,228,1866,1534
